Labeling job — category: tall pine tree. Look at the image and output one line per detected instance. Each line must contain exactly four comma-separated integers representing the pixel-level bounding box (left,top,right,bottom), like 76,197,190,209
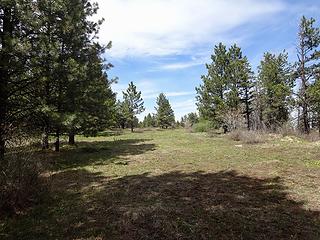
296,16,320,134
258,52,293,130
196,43,229,126
0,0,38,163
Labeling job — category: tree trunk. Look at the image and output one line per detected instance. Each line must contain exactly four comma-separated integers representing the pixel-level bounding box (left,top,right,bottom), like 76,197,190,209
54,129,60,152
299,36,310,134
0,139,5,166
318,116,320,137
42,127,49,150
245,88,250,131
68,132,75,145
302,98,310,134
131,124,134,132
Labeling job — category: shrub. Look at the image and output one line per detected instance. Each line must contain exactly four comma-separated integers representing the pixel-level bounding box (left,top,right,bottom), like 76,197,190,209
0,137,48,215
302,131,320,142
228,130,266,144
192,120,213,133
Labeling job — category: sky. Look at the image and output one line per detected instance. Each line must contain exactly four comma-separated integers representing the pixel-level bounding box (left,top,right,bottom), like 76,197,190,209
94,0,320,121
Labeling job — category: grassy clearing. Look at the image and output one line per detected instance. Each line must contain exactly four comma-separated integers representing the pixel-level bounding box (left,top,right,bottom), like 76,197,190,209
1,129,320,239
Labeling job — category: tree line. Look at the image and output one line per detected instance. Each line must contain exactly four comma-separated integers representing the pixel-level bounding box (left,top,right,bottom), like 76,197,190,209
0,0,178,166
0,1,157,162
196,16,320,134
0,0,121,166
118,86,176,130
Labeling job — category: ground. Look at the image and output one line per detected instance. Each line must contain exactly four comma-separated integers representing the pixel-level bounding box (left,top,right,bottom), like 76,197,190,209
1,129,320,239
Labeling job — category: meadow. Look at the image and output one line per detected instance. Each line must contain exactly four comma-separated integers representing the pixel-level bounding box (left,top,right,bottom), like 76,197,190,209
1,129,320,239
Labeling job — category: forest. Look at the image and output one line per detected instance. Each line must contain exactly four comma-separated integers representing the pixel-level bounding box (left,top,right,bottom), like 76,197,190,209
1,0,320,239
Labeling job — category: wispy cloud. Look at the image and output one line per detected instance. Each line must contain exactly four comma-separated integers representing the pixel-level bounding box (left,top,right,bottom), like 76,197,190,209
172,99,197,119
95,0,285,58
143,91,195,100
159,61,203,70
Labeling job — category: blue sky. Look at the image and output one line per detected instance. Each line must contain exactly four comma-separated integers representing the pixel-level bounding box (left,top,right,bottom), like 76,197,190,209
95,0,320,120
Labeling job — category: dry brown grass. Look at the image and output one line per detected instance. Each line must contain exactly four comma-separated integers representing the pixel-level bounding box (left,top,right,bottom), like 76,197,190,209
228,130,267,144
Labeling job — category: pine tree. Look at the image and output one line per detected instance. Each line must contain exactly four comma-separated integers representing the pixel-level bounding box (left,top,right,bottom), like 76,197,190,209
258,52,293,130
0,0,38,163
75,43,116,138
143,113,155,128
226,44,243,111
155,93,175,129
226,45,254,130
196,43,229,126
115,100,127,129
296,16,320,134
186,112,199,126
239,57,254,130
196,43,253,130
309,72,320,135
122,82,145,132
31,0,115,150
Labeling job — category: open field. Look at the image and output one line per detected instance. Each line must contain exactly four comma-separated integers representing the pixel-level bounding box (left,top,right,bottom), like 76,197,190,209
1,129,320,239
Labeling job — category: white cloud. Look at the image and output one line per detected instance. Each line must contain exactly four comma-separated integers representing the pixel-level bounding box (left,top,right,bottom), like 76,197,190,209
112,79,158,99
112,78,194,100
94,0,285,58
143,91,194,100
157,59,205,71
172,99,197,120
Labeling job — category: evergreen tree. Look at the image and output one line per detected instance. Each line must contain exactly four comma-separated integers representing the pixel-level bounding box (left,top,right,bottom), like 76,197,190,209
186,112,199,126
122,82,145,132
258,52,293,130
115,100,127,129
31,0,115,150
239,57,254,130
226,44,243,111
155,93,175,128
196,43,253,130
196,43,229,126
226,45,254,130
0,0,38,163
296,16,320,134
309,73,320,135
143,113,155,128
75,44,116,138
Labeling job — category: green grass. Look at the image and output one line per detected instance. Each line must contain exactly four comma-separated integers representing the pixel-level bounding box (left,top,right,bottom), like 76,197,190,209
1,129,320,239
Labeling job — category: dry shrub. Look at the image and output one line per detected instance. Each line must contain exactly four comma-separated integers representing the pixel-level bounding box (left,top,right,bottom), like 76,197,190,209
277,123,296,137
302,131,320,142
223,109,246,131
228,130,266,144
0,136,49,215
277,124,320,142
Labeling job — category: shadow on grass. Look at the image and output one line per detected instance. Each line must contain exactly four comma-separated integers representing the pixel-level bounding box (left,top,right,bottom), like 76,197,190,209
47,138,156,170
2,170,319,239
96,130,124,137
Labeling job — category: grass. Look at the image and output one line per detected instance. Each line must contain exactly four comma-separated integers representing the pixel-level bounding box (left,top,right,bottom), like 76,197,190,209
1,129,320,239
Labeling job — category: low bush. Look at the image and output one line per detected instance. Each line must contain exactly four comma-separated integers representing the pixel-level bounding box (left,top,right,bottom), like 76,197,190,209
0,139,48,215
192,120,214,133
301,131,320,142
